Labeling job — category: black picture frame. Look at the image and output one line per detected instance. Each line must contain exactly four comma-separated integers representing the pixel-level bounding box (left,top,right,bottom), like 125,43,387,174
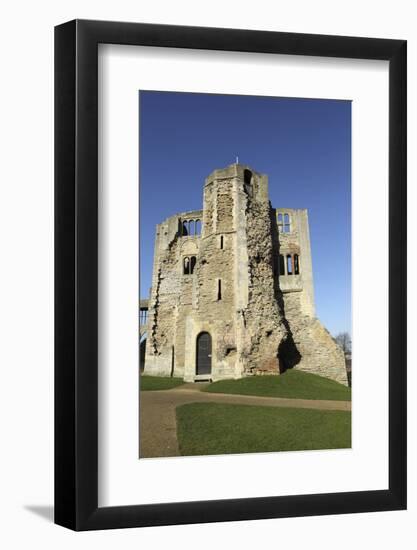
55,19,407,531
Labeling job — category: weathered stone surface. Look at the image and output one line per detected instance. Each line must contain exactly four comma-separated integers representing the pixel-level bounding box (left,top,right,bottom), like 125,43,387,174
143,163,348,386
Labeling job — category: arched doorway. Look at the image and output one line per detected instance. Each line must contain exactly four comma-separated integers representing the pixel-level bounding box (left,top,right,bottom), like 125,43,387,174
196,332,212,375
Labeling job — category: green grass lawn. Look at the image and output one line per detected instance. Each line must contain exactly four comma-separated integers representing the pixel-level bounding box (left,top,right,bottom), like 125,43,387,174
140,375,184,391
203,369,351,401
176,402,351,456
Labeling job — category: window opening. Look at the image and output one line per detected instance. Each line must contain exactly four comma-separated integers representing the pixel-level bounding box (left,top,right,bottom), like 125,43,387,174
287,254,293,275
294,254,300,275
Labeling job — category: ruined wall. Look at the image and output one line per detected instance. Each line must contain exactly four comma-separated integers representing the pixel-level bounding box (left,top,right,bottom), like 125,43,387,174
143,220,179,377
143,210,202,377
282,292,348,385
276,208,348,385
238,170,290,375
143,163,348,387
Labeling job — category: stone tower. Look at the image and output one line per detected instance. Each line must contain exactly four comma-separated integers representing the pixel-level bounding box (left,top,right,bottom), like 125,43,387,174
143,163,348,385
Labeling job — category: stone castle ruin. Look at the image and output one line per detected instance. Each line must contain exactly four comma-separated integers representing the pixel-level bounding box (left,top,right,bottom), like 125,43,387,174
141,163,348,386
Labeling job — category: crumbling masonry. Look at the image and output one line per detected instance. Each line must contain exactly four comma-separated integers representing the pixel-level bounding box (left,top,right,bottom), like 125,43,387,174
143,163,348,385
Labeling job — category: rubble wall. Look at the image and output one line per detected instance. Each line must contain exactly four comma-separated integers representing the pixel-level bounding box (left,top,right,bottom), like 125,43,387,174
239,170,290,375
282,292,348,385
144,211,202,377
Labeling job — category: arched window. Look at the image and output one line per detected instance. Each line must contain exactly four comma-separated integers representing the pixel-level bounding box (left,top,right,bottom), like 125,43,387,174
195,219,201,235
286,254,293,275
182,220,189,236
279,254,285,275
294,254,300,275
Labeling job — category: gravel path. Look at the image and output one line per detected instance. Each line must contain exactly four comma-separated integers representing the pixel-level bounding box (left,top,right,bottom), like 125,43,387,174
139,384,351,458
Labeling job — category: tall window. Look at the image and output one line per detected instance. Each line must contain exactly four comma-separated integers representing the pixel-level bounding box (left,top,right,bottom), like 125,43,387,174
278,213,283,232
244,169,252,185
294,254,300,275
217,279,222,301
286,254,293,275
278,212,291,233
220,235,224,249
243,169,253,197
283,213,291,233
139,309,148,325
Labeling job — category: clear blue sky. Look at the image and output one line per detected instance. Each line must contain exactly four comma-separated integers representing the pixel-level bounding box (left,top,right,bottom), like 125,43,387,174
139,91,351,336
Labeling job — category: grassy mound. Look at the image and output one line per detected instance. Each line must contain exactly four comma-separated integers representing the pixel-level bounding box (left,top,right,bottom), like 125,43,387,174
140,375,184,391
177,402,351,456
203,369,351,401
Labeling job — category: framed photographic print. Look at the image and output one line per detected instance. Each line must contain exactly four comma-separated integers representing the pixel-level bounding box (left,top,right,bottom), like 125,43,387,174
55,19,406,530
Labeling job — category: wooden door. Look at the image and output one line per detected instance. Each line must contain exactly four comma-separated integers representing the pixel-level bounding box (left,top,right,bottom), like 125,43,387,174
196,332,212,375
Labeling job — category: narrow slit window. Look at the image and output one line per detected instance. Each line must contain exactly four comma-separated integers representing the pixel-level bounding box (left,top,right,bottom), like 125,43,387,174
286,254,293,275
279,254,285,275
217,279,222,301
294,254,300,275
220,235,224,249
